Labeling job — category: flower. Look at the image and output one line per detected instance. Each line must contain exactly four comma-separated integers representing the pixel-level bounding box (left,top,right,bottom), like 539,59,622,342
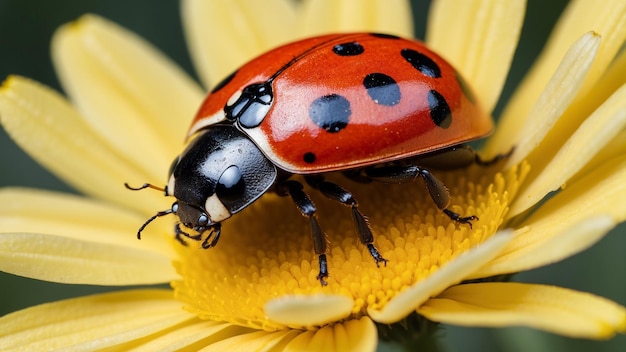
1,0,625,351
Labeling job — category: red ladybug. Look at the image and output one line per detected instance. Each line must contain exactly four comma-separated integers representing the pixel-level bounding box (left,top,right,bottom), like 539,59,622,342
127,33,494,285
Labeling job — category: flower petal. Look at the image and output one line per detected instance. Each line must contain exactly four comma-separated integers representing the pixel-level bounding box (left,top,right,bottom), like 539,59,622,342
0,76,169,214
181,0,297,88
368,230,514,324
510,83,626,216
527,154,626,222
492,0,626,157
472,216,615,278
426,0,525,114
0,290,194,351
52,14,204,181
562,50,626,181
265,294,353,327
297,0,413,38
199,330,301,352
122,320,250,352
0,188,178,285
502,31,601,166
0,188,174,256
283,317,377,352
570,129,626,185
0,232,177,285
477,155,626,277
559,38,626,140
418,283,626,339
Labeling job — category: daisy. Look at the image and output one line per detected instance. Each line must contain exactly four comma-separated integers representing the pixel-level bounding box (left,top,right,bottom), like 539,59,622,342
1,0,625,351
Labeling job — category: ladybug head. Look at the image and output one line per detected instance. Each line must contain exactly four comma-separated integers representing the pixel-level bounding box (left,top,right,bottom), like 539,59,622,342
128,125,278,247
126,125,277,245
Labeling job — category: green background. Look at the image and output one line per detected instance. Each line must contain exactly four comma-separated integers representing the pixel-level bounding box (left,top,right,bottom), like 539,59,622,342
0,1,624,351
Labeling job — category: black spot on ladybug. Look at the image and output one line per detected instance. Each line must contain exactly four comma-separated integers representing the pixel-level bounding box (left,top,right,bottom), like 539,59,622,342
309,94,351,133
225,82,274,128
211,69,238,94
363,73,401,106
455,70,476,104
428,90,452,128
333,42,364,56
303,152,317,164
370,33,400,40
401,49,441,78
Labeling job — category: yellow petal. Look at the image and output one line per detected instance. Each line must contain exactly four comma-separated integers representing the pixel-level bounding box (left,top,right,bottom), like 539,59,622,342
560,38,626,137
0,232,177,285
181,0,297,88
0,188,174,257
510,83,626,216
122,320,249,352
543,0,626,101
265,294,353,327
477,155,626,278
284,317,377,352
472,216,615,278
426,0,525,114
550,51,626,183
200,330,301,352
502,31,601,166
0,290,193,351
418,283,626,339
521,153,626,223
570,128,626,185
493,0,626,157
367,230,513,324
0,76,169,214
52,14,204,181
298,0,413,38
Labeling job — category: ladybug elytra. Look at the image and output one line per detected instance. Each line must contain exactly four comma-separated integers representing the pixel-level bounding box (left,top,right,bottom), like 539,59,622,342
127,33,495,285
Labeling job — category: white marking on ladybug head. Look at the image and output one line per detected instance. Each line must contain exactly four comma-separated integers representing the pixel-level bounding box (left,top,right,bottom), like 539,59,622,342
205,193,231,223
167,174,176,197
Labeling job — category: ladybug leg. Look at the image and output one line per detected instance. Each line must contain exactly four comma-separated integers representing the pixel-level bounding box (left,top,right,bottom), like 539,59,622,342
276,180,330,285
305,176,388,267
365,165,478,227
174,223,203,245
174,223,222,249
201,224,222,249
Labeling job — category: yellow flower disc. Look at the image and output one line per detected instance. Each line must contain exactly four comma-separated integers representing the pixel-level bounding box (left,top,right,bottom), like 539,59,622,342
172,164,528,330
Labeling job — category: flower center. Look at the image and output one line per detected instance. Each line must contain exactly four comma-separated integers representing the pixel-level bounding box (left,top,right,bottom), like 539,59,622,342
172,164,527,330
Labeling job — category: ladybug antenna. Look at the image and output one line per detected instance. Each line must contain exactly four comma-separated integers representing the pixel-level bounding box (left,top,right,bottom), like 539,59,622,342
125,182,175,240
124,182,166,193
136,207,175,240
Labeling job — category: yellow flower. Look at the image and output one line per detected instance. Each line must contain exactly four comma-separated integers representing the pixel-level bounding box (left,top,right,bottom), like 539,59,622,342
1,0,625,351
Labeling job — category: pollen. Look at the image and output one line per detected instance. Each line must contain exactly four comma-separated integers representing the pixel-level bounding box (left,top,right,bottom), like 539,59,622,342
172,163,528,330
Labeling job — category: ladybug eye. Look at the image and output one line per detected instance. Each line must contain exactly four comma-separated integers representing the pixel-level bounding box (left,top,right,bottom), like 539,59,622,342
197,214,209,226
216,165,245,202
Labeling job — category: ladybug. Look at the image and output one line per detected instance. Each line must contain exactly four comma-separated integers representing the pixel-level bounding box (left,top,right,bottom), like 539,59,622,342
127,33,495,285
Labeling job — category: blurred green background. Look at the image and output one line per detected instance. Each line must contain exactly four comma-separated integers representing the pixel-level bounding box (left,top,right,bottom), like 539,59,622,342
0,1,624,351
